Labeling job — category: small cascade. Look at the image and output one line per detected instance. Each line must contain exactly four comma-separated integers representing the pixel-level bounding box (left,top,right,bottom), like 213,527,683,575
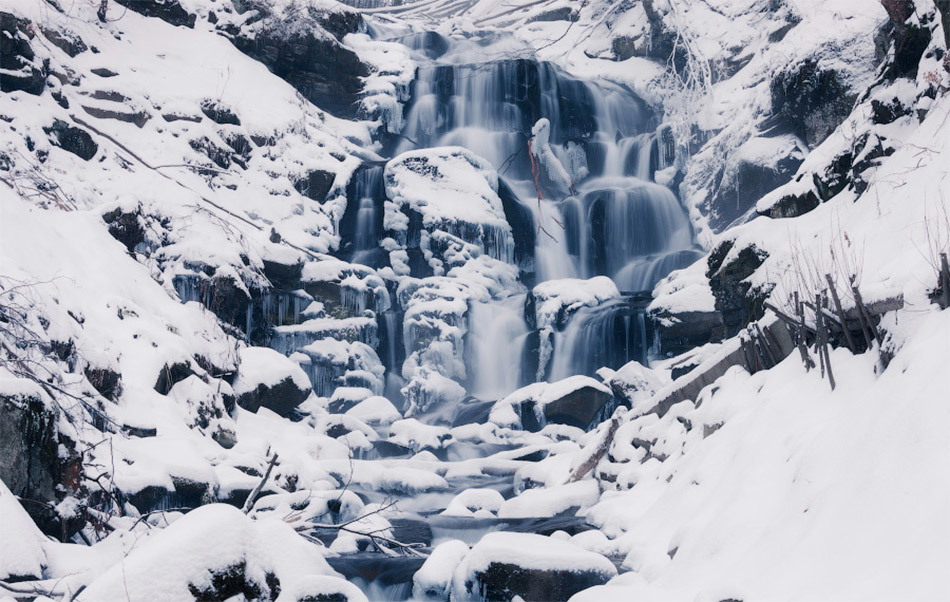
340,165,388,269
548,296,652,381
467,294,530,400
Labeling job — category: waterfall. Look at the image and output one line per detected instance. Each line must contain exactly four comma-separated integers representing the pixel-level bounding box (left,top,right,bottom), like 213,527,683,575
548,296,652,382
330,33,702,402
467,294,530,400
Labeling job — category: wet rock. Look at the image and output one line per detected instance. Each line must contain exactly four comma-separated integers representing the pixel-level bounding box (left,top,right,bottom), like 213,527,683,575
608,361,664,408
235,375,309,417
113,0,196,28
80,104,151,128
527,7,577,23
233,347,312,417
314,7,365,40
651,309,724,357
706,135,804,231
1,12,47,95
762,188,820,219
0,393,61,530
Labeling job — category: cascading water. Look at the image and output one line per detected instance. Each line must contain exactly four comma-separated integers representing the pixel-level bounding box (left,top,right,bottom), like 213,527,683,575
388,39,699,388
466,294,529,400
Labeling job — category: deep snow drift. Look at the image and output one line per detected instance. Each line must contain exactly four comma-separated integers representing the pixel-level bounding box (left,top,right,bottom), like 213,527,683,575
1,0,949,601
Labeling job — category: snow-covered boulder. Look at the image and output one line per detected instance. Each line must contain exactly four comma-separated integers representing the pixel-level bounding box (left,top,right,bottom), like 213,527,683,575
384,146,515,273
275,575,369,602
414,539,471,600
491,376,615,432
442,488,505,517
608,361,665,407
233,347,313,417
0,480,48,581
449,532,617,602
77,504,346,601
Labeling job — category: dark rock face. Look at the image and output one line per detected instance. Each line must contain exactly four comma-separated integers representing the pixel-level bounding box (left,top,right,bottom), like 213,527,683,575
651,309,725,357
45,119,98,160
527,6,577,23
102,207,146,253
763,187,820,219
154,361,196,396
84,366,121,401
113,0,196,28
541,385,614,431
0,393,82,539
766,60,855,148
188,562,277,601
707,142,804,231
236,376,310,417
295,169,337,202
229,11,369,119
467,562,612,602
41,27,87,57
200,99,241,126
1,12,47,95
498,179,537,283
707,241,770,337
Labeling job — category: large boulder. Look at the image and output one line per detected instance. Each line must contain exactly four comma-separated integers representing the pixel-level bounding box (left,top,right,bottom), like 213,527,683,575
233,347,312,417
0,384,83,539
450,532,617,602
0,12,47,95
491,376,615,432
77,505,348,601
227,2,369,118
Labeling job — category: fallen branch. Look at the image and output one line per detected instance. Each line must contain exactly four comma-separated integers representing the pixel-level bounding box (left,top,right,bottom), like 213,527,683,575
242,452,279,513
568,407,626,483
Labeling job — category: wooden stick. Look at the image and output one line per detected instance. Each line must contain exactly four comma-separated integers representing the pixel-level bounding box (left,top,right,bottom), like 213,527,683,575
243,452,279,514
814,295,826,378
820,293,836,390
825,274,857,352
940,253,950,309
852,286,883,347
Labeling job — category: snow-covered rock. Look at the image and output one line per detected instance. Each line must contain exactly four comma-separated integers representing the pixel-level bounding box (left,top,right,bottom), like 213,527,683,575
449,532,617,602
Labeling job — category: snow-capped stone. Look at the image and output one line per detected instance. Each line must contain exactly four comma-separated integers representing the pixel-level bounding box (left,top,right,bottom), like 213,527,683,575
450,532,617,602
233,347,313,417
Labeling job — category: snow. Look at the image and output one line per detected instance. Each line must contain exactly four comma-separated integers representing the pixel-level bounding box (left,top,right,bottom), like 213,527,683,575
497,480,600,519
345,395,401,425
442,488,505,517
77,504,344,601
0,481,48,581
414,539,470,600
